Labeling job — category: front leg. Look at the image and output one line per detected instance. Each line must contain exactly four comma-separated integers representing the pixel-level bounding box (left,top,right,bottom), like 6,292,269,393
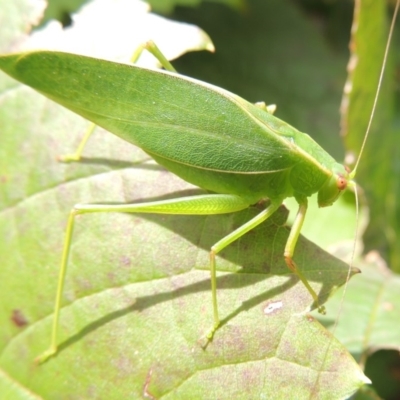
206,200,283,340
284,198,326,314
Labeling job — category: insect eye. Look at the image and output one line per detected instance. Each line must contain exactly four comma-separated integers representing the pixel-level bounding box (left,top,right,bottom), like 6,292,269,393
337,176,347,190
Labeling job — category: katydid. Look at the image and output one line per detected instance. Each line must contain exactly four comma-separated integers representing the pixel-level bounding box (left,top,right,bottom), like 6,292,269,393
0,1,397,365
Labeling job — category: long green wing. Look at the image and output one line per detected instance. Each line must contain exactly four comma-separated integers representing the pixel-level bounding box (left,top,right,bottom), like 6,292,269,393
0,51,301,174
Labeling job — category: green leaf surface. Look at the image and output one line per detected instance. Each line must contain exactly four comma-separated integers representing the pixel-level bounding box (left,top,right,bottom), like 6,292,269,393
0,369,42,400
0,0,371,398
317,256,400,374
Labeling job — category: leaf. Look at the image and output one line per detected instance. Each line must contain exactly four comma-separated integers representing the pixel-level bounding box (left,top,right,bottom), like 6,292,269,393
317,254,400,364
0,0,368,398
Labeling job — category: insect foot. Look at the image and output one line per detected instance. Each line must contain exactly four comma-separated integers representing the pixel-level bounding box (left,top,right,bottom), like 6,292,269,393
284,255,326,315
34,347,57,365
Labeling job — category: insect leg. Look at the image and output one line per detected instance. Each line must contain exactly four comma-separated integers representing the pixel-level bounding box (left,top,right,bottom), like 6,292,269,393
254,102,277,114
284,198,326,314
58,121,96,162
130,41,177,72
35,193,250,364
206,200,282,340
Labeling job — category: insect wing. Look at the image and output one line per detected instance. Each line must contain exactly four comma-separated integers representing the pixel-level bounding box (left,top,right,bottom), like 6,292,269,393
0,51,300,175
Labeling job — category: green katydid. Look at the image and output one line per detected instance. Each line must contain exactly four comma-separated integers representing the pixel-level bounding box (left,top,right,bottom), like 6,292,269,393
0,0,398,367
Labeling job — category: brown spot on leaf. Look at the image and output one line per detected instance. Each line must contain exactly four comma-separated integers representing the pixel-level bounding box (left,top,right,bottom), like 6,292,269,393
11,309,28,327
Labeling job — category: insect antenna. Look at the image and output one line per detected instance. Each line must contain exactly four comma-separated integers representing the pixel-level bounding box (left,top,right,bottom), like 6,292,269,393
350,0,400,179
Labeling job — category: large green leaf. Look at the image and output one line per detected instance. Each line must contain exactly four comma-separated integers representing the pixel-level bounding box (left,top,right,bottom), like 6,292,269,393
0,0,370,398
